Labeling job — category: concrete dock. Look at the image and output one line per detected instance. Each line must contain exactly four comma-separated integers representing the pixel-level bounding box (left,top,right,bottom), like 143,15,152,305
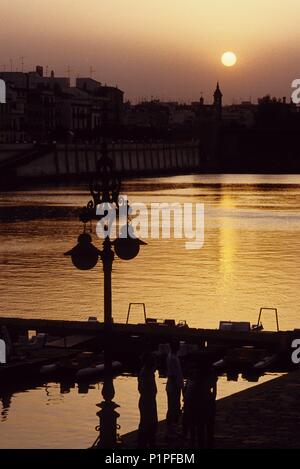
122,371,300,449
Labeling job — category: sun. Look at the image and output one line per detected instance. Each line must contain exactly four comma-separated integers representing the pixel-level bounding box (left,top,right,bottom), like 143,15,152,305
221,51,237,67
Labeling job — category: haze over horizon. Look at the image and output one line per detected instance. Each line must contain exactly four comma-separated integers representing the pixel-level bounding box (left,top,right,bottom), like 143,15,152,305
1,0,299,104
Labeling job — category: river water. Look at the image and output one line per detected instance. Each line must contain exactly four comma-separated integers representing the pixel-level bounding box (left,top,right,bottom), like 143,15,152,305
0,173,299,448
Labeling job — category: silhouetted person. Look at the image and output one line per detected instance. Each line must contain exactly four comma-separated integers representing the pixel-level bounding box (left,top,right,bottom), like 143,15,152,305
137,352,158,448
183,361,217,448
166,340,184,430
1,393,12,422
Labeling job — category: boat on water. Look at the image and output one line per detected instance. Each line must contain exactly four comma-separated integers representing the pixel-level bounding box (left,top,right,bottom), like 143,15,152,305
0,325,122,385
212,309,282,374
40,356,122,381
213,346,278,372
0,305,293,386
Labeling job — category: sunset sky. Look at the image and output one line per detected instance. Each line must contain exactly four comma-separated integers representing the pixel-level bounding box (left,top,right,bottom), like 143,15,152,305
1,0,300,103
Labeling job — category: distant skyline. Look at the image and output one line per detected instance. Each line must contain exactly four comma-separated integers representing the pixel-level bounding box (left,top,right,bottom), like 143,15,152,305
1,0,300,104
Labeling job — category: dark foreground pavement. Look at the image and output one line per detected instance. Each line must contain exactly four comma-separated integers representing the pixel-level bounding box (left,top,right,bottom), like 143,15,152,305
122,371,300,449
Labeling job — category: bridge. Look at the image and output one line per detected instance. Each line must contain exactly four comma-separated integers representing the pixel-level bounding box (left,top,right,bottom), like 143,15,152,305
0,141,210,186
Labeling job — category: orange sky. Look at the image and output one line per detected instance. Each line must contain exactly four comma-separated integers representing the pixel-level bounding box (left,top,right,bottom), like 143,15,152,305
1,0,299,103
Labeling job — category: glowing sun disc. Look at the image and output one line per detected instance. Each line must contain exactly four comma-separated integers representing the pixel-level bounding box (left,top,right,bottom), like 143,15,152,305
221,51,237,67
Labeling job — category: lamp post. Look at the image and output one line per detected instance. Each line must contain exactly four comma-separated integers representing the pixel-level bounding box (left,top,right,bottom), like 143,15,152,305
64,142,146,448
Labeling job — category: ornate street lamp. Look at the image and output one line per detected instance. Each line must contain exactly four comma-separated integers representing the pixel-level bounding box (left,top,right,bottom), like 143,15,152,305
64,141,146,448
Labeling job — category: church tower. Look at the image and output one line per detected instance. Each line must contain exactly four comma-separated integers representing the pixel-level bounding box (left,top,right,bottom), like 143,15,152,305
213,82,223,120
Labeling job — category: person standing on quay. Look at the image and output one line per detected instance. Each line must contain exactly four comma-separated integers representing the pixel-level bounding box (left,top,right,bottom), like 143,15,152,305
137,352,158,448
183,361,217,448
166,339,184,430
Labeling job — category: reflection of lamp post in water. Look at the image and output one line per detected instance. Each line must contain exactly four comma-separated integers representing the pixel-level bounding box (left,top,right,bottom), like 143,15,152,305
64,142,146,448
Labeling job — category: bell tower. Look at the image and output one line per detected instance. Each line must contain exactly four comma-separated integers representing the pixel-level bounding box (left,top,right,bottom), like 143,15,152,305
213,82,223,120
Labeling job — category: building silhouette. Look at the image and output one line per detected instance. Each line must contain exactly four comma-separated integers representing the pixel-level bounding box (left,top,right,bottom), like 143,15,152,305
0,66,123,143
